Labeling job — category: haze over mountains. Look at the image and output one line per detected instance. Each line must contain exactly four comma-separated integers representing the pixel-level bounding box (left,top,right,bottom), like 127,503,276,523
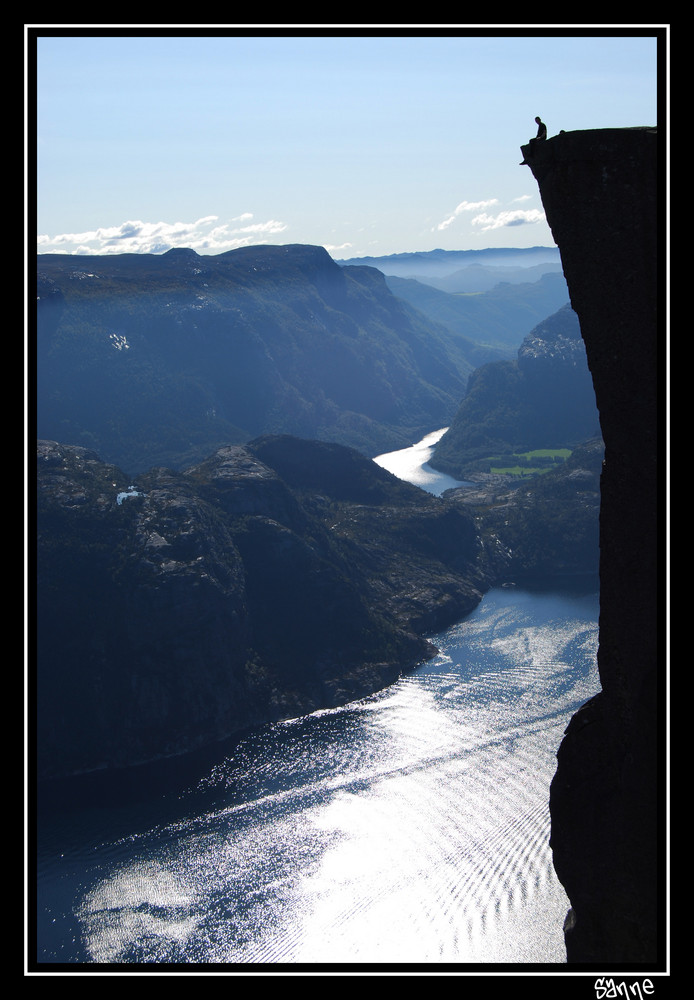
336,246,562,282
36,244,570,476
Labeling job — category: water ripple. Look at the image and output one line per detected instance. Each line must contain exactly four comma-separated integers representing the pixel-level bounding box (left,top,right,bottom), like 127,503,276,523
36,583,599,966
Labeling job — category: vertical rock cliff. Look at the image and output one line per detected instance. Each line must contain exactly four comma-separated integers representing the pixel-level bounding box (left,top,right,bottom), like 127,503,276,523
521,127,662,964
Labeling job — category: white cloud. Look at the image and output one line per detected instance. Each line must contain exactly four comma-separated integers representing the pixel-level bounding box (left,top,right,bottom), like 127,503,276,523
36,214,289,255
436,199,499,231
470,208,546,231
233,220,288,235
323,242,353,254
434,197,545,234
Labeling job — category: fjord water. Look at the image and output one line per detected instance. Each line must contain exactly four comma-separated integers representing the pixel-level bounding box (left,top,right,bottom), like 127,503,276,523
35,433,600,966
373,427,471,495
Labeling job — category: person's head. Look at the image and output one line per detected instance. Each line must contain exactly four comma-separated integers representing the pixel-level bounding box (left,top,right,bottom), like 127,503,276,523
535,117,542,124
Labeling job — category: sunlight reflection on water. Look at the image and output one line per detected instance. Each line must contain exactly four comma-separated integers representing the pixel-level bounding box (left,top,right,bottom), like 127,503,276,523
373,428,471,496
37,431,600,967
53,586,598,966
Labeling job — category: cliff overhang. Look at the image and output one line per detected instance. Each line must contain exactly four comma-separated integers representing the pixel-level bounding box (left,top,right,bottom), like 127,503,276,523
522,127,663,966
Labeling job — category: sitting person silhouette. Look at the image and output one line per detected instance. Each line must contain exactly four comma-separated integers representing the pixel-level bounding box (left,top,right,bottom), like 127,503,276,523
520,117,548,163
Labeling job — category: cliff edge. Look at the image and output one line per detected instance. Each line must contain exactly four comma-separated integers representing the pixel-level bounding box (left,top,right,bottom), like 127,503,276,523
521,127,662,964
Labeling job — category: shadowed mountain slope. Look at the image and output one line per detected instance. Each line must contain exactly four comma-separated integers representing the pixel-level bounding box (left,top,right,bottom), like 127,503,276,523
37,245,478,475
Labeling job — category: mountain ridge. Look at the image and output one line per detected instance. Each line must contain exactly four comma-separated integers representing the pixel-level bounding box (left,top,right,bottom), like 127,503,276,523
36,244,470,473
36,243,568,476
336,245,561,277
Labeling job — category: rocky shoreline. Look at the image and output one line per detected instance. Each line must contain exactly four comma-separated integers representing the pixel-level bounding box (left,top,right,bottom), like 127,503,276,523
36,435,490,779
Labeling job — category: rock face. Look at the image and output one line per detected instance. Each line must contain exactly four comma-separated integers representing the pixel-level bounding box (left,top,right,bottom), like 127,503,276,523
430,302,599,479
522,128,661,964
36,436,488,780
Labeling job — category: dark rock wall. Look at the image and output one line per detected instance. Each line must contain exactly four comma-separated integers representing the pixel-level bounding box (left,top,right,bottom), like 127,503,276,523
522,128,662,964
36,437,487,780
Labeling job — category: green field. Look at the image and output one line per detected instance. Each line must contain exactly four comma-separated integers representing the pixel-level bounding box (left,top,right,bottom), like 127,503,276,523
489,448,572,477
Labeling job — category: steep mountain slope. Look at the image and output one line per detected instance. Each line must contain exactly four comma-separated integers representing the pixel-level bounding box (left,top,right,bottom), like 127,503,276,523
430,303,599,479
36,436,488,780
36,245,475,475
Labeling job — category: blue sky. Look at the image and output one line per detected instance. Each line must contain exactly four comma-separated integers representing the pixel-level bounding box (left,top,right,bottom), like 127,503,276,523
33,28,663,259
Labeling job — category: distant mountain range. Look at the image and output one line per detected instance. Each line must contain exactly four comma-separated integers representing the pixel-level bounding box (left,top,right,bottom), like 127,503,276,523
386,270,569,353
36,244,569,475
336,246,561,282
